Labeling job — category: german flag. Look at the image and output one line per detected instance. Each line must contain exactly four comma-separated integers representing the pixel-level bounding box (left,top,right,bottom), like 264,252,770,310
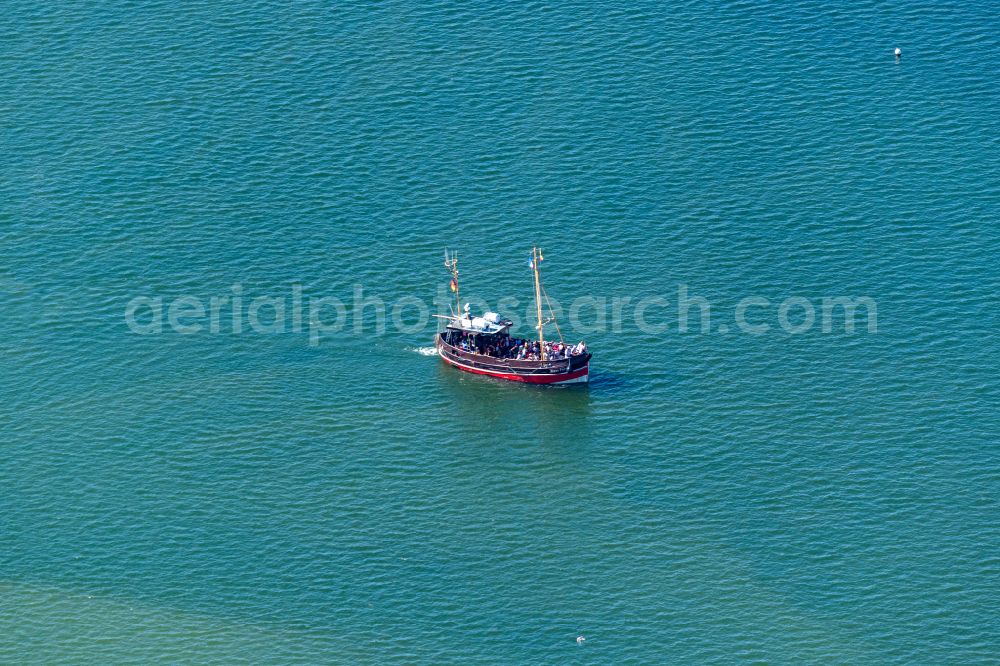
449,279,458,293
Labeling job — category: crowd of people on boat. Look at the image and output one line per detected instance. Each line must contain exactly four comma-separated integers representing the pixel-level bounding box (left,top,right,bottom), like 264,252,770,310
448,331,586,361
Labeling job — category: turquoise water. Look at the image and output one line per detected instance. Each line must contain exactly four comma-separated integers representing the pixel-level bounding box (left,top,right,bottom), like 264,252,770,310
3,1,1000,663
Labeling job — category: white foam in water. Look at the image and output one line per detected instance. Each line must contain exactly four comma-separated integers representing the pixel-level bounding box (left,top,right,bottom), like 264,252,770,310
410,346,438,357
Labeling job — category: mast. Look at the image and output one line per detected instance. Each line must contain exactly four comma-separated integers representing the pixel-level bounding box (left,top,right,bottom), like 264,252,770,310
444,249,460,319
532,246,546,360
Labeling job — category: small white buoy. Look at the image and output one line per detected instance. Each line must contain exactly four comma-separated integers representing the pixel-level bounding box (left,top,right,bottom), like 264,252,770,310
576,635,586,645
894,47,902,58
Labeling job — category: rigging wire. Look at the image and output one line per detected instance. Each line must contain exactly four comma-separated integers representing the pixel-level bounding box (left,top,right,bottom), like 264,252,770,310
541,285,565,344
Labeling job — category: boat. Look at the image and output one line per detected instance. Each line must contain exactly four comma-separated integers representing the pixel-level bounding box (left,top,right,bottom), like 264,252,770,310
434,248,591,385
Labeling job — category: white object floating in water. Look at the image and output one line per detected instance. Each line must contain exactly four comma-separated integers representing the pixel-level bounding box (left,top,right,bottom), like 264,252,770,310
576,635,586,645
895,47,902,57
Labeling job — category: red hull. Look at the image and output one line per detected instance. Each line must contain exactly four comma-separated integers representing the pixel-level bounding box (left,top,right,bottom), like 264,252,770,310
439,351,589,384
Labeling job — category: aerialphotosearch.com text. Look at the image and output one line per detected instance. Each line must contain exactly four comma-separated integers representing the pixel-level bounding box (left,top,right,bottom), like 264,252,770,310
124,283,877,346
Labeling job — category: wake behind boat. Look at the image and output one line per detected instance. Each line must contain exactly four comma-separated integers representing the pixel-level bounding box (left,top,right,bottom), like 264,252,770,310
434,248,591,385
